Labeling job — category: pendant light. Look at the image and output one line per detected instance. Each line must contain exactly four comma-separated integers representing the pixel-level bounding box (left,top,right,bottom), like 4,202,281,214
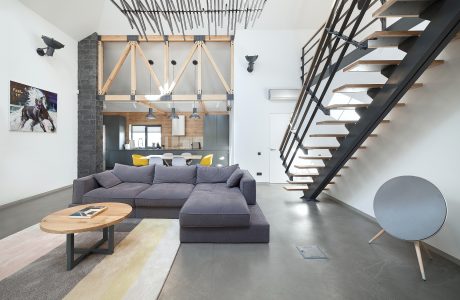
145,59,156,120
146,107,156,120
189,60,201,119
169,105,179,119
189,101,201,119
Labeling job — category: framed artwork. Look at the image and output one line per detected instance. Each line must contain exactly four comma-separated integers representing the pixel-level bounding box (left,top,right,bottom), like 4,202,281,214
9,81,57,133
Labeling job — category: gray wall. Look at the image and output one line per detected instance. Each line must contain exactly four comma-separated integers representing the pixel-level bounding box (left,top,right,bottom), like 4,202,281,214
78,33,103,177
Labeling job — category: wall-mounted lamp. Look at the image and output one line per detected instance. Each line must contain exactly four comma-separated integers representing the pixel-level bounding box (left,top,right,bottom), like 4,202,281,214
36,35,65,57
245,55,258,73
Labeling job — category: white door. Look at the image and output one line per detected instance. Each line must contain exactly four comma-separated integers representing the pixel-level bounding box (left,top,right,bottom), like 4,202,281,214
269,114,292,183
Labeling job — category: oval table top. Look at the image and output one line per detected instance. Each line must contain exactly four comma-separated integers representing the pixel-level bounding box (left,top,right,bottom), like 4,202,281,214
40,203,132,234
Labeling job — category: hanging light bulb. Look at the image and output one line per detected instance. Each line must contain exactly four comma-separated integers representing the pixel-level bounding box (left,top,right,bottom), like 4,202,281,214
169,106,179,119
146,108,156,120
189,101,201,119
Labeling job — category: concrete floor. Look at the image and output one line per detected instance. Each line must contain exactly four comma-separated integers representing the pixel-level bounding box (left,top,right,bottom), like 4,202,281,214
1,184,460,299
159,184,460,300
0,188,71,239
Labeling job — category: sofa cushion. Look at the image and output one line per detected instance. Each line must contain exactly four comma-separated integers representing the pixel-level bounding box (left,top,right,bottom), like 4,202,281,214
196,164,239,184
113,163,155,184
180,186,250,228
227,169,244,188
154,165,196,184
135,183,195,208
93,171,122,188
82,182,150,206
193,183,238,193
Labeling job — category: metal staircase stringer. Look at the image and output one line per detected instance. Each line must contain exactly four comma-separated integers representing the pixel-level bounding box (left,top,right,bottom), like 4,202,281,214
302,0,460,201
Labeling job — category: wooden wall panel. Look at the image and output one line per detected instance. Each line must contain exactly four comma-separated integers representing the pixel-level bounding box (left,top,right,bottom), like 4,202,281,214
103,112,204,149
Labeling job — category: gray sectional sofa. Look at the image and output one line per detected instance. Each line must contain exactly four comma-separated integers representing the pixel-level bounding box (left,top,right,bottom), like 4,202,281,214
72,163,269,243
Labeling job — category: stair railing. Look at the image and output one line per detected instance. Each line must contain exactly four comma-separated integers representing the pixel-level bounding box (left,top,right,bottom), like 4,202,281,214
279,0,372,175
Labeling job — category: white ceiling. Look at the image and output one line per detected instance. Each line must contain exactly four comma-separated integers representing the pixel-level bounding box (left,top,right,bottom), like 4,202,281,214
19,0,333,40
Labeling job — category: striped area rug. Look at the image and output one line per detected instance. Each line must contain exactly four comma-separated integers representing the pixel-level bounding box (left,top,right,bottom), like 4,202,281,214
0,219,180,300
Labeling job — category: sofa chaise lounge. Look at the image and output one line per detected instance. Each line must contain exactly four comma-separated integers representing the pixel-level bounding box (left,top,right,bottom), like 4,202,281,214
72,163,270,243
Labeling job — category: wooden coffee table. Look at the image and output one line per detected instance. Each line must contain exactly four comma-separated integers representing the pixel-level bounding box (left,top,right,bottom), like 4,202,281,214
40,202,132,270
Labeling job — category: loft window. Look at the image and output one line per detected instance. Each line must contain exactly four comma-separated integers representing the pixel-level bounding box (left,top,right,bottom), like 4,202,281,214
131,125,162,148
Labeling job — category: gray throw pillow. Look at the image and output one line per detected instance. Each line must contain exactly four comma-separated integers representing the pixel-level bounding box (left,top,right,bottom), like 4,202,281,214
227,169,244,188
94,171,122,188
154,165,197,184
113,163,155,184
197,164,239,184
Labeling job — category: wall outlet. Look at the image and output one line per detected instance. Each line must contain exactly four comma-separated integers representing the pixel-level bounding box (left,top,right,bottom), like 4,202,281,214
257,172,262,176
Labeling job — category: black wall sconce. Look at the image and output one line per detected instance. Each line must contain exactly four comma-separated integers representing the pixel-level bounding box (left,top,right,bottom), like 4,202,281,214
36,35,65,57
245,55,258,73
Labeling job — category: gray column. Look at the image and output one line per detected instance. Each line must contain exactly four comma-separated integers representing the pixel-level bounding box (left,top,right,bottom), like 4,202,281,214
78,33,103,177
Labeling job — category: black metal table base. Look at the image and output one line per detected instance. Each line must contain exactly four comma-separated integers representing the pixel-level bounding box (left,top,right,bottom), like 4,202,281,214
66,225,114,271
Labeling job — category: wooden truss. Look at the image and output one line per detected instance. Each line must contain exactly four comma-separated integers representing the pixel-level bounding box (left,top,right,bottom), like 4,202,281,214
98,35,234,114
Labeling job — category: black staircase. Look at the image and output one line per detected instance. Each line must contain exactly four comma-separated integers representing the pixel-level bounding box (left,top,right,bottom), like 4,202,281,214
280,0,460,200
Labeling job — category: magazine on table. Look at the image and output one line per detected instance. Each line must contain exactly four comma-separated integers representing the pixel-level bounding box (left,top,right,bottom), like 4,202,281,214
69,206,107,219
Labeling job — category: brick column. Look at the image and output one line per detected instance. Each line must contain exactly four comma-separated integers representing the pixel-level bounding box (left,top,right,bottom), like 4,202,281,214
78,33,103,177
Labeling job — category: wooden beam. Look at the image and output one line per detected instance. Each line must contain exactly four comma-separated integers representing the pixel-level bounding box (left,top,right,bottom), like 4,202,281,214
101,42,131,95
97,41,103,95
104,94,228,101
201,94,227,101
135,43,162,90
164,41,169,93
99,35,233,42
230,40,234,93
99,35,130,42
197,42,202,94
104,95,131,101
202,43,231,93
130,42,136,95
168,43,199,93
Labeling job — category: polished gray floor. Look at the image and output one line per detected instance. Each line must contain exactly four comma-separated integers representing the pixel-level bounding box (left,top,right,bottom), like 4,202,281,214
0,188,71,239
1,185,460,299
159,184,460,300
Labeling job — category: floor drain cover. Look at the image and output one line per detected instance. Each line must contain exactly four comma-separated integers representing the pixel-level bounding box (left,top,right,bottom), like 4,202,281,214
296,245,328,259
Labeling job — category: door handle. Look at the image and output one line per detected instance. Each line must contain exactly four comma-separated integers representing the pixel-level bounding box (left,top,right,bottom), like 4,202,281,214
270,148,277,151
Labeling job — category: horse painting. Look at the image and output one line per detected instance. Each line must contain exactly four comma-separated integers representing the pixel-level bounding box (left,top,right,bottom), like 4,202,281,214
20,98,56,132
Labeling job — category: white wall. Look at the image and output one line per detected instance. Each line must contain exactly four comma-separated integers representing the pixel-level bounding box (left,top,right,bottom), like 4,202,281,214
327,40,460,260
232,30,311,182
0,0,78,206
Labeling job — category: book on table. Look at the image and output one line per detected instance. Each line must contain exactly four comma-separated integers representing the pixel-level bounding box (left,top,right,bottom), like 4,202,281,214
69,206,107,219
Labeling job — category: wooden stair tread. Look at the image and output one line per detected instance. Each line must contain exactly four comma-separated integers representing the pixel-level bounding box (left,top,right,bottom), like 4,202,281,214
372,0,434,18
344,60,444,72
283,185,309,191
287,179,313,184
316,120,390,125
333,83,423,93
302,145,367,149
291,173,342,177
309,133,377,137
295,165,349,169
364,31,423,48
299,155,357,160
326,103,405,109
291,173,317,177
